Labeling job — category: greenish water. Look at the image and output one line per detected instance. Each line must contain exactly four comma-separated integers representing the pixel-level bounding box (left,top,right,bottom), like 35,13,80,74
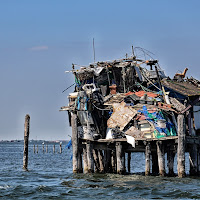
0,142,199,199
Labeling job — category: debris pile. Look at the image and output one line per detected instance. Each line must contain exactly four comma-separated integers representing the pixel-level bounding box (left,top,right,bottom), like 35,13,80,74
61,49,200,146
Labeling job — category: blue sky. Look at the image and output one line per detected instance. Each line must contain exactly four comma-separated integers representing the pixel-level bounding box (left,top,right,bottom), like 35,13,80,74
1,0,200,140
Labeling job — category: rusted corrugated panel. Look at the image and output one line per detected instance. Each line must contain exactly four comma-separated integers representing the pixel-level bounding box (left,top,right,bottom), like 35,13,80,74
162,79,200,96
107,101,137,130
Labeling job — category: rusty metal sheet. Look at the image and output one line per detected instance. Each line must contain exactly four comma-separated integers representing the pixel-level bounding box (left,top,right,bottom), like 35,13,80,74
107,101,137,130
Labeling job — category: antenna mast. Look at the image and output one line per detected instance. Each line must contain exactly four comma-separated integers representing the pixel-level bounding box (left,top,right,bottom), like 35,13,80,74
93,38,95,63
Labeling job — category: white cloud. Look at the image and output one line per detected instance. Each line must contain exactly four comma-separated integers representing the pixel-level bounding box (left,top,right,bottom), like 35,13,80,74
29,45,48,51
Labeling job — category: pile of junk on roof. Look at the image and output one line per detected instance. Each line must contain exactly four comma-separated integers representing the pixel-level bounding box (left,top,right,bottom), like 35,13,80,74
61,47,200,147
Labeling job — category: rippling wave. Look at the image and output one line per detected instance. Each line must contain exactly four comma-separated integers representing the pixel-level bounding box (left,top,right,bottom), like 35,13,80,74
0,142,200,199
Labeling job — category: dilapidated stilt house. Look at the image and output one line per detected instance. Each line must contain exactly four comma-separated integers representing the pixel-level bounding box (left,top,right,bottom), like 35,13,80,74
61,48,200,177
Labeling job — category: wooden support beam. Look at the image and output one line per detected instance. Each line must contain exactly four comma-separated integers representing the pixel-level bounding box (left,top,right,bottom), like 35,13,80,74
156,141,165,176
98,150,104,173
71,112,79,173
167,148,175,176
83,146,88,173
23,114,30,170
105,149,112,173
111,150,116,173
116,142,125,174
152,151,159,175
145,142,151,176
177,114,186,178
78,150,83,173
93,149,100,173
86,141,94,173
127,152,131,173
189,143,198,176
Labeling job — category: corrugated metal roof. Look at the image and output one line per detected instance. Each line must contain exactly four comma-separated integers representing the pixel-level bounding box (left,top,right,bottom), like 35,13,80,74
162,79,200,96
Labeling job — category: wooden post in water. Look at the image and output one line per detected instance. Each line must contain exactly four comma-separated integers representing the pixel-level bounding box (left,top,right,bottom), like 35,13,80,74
86,141,94,173
53,144,55,153
177,114,186,178
83,146,88,173
93,149,100,172
46,144,48,153
167,147,175,176
42,143,44,153
111,150,116,173
98,149,104,173
33,144,35,153
145,142,151,176
127,152,131,173
37,144,38,153
152,151,159,175
78,151,83,173
198,146,200,175
105,149,112,173
59,142,62,154
156,141,165,176
23,114,30,170
189,143,198,175
116,142,124,174
71,112,79,173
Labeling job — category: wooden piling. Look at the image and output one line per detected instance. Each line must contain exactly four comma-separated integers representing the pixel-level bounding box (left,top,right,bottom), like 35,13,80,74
93,149,100,172
116,142,124,174
23,114,30,170
46,144,48,153
83,146,88,173
111,150,116,173
177,114,186,178
198,146,200,175
37,144,38,153
167,148,175,176
33,144,35,153
127,152,131,173
156,141,165,176
42,143,44,153
86,141,94,173
78,151,83,173
71,112,79,173
53,144,55,153
98,149,104,173
145,142,151,176
105,149,112,173
59,142,62,154
152,151,159,175
189,143,198,175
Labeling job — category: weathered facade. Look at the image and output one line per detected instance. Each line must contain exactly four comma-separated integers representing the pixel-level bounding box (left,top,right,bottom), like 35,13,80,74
61,51,200,177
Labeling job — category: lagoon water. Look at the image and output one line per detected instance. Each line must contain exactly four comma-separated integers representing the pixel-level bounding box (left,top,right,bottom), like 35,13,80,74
0,141,200,199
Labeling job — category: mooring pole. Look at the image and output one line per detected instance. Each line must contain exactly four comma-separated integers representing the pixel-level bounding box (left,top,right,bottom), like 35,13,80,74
42,143,44,153
33,144,35,154
59,142,62,154
23,114,30,170
46,144,48,153
37,144,38,153
177,114,186,178
53,144,55,153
